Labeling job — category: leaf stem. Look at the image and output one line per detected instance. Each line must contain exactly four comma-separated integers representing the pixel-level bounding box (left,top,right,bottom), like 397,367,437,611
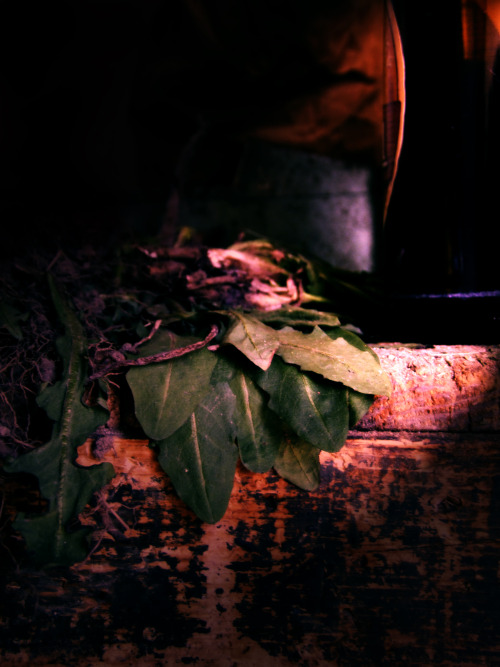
87,324,219,382
48,274,88,559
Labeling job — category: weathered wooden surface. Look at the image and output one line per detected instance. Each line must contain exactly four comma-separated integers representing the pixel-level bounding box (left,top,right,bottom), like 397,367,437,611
1,345,499,666
365,344,500,432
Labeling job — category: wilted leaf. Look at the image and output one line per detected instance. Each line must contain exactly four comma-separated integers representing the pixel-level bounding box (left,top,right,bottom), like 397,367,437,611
229,368,281,472
207,245,289,278
276,326,391,396
5,276,114,566
157,382,238,523
254,356,349,453
223,312,280,371
127,330,218,441
273,432,320,491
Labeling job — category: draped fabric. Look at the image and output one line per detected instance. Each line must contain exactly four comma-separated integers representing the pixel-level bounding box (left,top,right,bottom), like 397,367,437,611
159,1,404,170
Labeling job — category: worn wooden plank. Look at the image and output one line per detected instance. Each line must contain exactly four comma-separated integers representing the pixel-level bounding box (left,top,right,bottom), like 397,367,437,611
1,430,499,666
1,344,499,665
363,344,500,432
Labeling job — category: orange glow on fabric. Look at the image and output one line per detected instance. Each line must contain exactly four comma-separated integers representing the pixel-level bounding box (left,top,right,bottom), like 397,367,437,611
462,0,500,61
486,0,500,33
383,0,405,221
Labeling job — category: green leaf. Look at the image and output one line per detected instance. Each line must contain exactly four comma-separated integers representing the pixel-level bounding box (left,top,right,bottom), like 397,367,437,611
347,389,375,427
254,356,349,453
276,326,391,396
157,382,238,523
210,351,239,385
229,369,281,473
37,375,66,422
5,275,114,567
273,432,320,491
223,312,280,370
126,330,218,441
254,306,340,329
0,301,28,340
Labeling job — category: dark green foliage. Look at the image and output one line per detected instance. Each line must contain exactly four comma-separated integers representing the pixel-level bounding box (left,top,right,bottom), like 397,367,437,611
127,311,389,524
4,241,390,565
5,277,114,566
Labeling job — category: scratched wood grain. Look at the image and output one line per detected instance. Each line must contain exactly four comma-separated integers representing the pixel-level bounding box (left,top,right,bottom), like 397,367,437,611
1,345,499,666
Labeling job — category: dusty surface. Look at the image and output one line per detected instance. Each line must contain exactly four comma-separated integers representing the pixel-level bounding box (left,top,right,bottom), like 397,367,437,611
363,344,500,432
1,346,499,666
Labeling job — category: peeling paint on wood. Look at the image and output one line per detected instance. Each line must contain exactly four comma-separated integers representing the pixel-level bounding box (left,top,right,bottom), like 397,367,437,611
1,346,499,666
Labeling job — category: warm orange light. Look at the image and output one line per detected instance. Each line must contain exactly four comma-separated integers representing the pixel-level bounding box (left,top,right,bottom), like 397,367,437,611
383,0,405,220
485,0,500,34
462,0,500,61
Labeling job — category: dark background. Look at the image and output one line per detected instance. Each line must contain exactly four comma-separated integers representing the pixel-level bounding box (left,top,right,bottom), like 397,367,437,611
388,0,500,294
0,1,498,295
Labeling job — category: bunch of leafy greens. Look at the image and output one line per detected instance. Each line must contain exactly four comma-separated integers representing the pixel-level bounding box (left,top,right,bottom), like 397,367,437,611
127,310,390,524
3,238,390,567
